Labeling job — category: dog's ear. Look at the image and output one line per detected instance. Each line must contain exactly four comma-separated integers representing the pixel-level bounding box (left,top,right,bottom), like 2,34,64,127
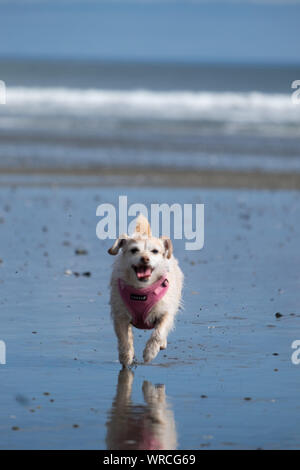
162,237,173,259
108,234,129,255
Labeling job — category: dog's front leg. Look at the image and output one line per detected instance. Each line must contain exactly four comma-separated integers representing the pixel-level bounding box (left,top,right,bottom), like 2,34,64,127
113,316,134,367
143,313,173,363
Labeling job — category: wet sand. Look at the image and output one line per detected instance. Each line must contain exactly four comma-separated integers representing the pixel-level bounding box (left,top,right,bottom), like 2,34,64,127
1,166,300,189
0,185,300,449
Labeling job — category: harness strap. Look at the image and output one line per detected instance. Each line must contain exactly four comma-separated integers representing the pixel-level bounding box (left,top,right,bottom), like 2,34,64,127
118,274,169,329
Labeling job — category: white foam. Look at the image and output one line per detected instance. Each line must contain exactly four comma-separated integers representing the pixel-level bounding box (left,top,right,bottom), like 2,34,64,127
3,87,300,124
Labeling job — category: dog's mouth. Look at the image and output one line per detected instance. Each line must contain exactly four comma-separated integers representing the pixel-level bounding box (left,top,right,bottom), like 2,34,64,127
133,265,153,282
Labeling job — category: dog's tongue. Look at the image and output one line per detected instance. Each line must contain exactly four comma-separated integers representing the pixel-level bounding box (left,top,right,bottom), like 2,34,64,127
136,266,152,279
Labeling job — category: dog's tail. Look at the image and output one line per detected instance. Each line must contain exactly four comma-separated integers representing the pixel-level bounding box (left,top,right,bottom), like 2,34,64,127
135,214,152,237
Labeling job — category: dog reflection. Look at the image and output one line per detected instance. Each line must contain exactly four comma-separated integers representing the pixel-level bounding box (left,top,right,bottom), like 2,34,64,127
106,369,177,450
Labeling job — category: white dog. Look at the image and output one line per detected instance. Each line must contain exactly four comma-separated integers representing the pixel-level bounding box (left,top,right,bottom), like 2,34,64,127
108,214,183,367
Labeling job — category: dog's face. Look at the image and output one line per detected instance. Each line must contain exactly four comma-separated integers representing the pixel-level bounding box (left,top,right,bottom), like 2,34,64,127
109,235,172,286
126,237,167,283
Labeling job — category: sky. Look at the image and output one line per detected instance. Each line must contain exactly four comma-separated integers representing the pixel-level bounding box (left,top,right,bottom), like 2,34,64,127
0,0,299,64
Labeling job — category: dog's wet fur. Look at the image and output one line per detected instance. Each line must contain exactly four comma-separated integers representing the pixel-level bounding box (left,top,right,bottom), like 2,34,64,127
108,214,184,366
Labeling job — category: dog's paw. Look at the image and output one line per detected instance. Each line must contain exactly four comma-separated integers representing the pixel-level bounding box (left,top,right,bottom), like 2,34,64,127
119,349,134,367
143,338,160,363
160,338,167,350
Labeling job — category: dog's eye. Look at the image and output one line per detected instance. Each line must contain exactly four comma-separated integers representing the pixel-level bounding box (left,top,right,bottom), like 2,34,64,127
151,249,159,254
130,248,139,254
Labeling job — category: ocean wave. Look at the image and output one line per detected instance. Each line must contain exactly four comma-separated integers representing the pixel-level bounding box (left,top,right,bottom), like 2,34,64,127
2,87,300,125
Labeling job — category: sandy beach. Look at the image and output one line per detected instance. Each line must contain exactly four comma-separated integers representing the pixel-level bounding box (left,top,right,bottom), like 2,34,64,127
1,3,300,451
1,181,299,449
1,166,300,190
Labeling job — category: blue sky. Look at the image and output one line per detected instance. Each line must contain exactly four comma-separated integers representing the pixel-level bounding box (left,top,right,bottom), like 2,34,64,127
0,0,299,64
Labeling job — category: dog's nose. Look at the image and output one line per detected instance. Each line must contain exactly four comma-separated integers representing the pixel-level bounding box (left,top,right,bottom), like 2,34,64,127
140,255,150,264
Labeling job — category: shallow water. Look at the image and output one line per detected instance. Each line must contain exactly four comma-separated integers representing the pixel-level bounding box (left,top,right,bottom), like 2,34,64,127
0,186,300,449
1,60,300,174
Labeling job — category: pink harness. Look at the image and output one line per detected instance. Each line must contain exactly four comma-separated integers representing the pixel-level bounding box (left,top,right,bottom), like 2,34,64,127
118,274,169,330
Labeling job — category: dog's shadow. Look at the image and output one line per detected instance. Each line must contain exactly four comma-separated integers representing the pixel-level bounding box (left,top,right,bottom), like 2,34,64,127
105,368,177,450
